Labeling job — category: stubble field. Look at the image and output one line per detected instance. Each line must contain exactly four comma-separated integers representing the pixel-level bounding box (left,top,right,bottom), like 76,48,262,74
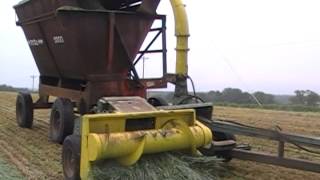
0,91,319,179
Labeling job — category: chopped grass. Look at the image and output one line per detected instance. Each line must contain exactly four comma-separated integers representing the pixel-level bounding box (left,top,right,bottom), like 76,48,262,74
90,152,228,180
0,154,25,180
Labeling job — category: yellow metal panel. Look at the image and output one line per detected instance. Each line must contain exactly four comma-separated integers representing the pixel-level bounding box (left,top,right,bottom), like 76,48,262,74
85,109,195,133
79,109,212,180
80,116,90,180
89,116,126,133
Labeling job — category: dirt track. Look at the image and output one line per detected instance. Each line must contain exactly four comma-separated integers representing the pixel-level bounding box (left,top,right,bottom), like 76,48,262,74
0,92,62,179
0,91,320,179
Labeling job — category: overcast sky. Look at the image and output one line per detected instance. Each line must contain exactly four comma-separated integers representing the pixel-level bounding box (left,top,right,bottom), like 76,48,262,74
1,0,320,94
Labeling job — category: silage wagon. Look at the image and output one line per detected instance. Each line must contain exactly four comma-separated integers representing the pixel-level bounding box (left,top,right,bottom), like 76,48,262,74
13,0,320,179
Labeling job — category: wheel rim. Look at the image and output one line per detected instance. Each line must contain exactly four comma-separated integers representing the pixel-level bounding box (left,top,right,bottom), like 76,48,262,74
64,146,76,178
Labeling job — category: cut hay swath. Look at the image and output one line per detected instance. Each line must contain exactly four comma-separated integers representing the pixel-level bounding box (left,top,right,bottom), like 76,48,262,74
90,152,227,180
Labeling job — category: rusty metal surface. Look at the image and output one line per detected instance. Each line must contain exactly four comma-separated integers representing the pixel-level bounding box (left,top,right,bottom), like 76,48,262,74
15,0,168,107
14,0,161,81
32,95,53,109
39,78,146,109
39,84,83,102
17,8,156,81
137,0,161,14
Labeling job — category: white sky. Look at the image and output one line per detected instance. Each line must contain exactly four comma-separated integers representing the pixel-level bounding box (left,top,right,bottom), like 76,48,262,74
1,0,320,94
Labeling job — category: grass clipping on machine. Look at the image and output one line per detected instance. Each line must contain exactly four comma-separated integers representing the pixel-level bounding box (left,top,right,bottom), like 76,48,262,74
89,152,228,180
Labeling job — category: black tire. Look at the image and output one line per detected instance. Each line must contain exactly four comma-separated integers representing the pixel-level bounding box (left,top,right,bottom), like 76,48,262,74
50,98,74,144
177,95,205,105
199,131,236,162
16,92,33,128
62,135,81,180
147,97,168,107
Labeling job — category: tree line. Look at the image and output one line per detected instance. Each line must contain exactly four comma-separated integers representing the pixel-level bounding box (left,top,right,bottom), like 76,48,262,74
290,90,320,106
0,84,28,92
198,88,274,105
197,88,320,107
1,84,319,107
150,88,320,107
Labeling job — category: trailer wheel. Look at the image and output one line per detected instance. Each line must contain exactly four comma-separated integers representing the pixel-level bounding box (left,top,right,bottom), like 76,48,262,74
147,97,168,107
50,98,74,144
199,131,236,162
63,135,80,180
16,92,33,128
